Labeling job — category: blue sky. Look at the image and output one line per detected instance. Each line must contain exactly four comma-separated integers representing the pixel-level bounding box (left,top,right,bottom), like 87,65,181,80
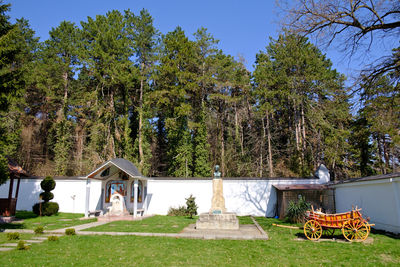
7,0,381,78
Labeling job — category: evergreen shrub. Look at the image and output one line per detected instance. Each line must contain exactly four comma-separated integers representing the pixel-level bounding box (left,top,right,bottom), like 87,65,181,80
17,240,29,250
65,228,76,235
34,226,44,234
185,194,198,219
47,236,59,241
7,232,20,240
32,176,59,216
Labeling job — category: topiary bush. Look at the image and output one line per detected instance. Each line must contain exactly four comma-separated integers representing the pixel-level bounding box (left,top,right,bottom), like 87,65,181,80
32,176,59,216
7,232,20,240
285,196,311,223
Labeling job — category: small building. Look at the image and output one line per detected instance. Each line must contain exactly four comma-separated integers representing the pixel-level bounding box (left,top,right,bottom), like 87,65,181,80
85,158,148,217
274,184,335,219
273,164,334,219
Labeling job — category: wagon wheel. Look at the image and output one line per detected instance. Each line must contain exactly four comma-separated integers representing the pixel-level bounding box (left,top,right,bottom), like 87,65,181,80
304,220,322,241
323,228,335,237
342,220,369,242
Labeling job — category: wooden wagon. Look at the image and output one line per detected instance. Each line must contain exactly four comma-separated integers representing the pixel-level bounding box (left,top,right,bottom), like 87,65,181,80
304,207,374,241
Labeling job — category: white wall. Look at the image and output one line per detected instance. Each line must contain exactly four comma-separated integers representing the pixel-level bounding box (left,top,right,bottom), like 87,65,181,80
146,178,325,217
0,179,101,214
0,172,327,217
334,177,400,234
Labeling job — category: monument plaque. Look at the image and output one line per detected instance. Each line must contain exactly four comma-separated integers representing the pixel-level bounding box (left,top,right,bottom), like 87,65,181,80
196,165,239,230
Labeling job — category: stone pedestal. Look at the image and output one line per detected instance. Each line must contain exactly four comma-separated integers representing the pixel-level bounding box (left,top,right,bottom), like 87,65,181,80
196,177,239,230
196,212,239,230
210,178,226,213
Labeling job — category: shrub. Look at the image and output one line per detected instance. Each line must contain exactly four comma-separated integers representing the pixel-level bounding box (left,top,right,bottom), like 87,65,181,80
167,195,199,218
47,236,59,241
65,228,76,235
7,232,20,240
33,176,58,216
167,206,188,216
34,226,44,234
17,240,29,250
40,176,56,194
285,196,311,223
32,202,59,216
186,194,198,219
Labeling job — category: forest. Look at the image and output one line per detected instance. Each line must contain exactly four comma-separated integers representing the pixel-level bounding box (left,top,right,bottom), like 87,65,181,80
0,1,399,181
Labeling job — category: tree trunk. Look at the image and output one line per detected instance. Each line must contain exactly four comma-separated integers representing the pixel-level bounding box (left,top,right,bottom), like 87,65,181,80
138,63,145,172
266,110,274,177
220,115,225,177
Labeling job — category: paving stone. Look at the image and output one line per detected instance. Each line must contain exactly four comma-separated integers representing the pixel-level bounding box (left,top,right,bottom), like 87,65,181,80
25,240,43,243
1,243,17,247
0,247,14,251
32,237,48,240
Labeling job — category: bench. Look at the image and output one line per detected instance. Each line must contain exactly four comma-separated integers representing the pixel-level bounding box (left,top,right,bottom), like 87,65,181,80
88,210,103,217
136,209,145,216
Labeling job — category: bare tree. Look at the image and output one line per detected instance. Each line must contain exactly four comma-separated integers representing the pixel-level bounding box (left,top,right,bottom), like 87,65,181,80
279,0,400,82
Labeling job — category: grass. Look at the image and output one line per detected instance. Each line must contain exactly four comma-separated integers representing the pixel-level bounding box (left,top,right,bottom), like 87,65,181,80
0,217,399,266
0,211,97,231
83,215,197,233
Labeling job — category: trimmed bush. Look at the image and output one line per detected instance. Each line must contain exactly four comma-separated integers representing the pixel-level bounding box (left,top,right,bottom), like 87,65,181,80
34,226,44,234
40,176,56,194
286,196,311,223
32,202,59,216
47,236,59,241
39,191,54,202
33,176,59,216
65,228,76,235
7,232,20,240
17,240,29,250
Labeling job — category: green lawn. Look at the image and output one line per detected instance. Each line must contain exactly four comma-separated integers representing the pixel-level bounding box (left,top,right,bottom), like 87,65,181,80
84,215,197,233
0,211,97,231
0,217,399,266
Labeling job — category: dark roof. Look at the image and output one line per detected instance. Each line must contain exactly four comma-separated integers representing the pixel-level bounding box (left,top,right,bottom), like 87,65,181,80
87,158,143,179
273,184,330,191
334,172,400,185
109,158,142,178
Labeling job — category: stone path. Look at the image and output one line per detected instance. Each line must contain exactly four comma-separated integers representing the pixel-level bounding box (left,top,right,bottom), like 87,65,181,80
48,220,110,234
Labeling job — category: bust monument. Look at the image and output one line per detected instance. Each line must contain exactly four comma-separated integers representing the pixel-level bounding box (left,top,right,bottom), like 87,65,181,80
213,165,221,179
196,164,239,230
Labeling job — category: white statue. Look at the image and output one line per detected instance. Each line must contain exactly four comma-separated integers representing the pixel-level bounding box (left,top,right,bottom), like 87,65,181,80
107,192,127,216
